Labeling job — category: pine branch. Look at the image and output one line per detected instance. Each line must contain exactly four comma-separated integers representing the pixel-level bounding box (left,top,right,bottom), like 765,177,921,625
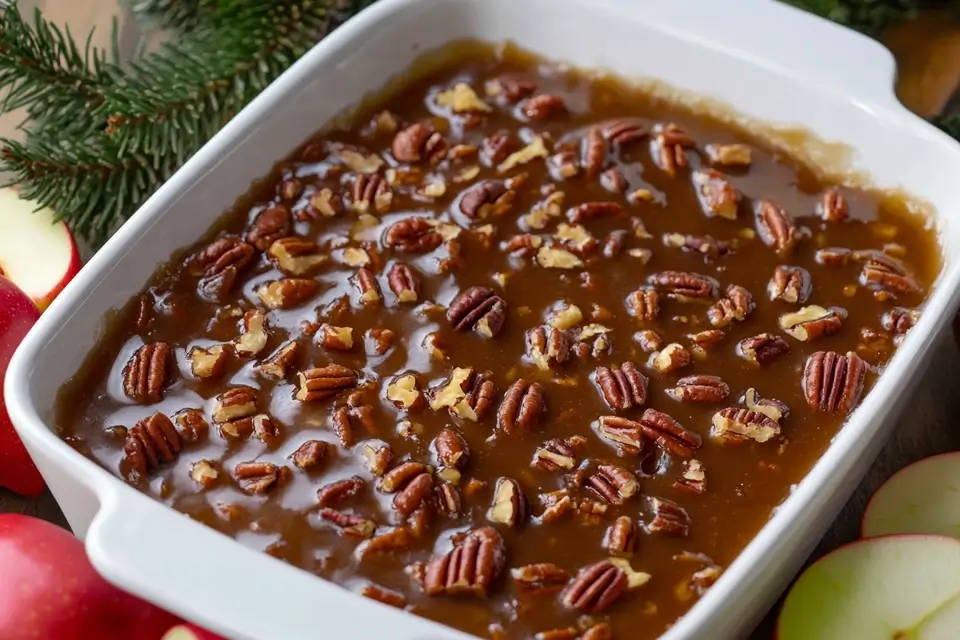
781,0,926,34
127,0,218,33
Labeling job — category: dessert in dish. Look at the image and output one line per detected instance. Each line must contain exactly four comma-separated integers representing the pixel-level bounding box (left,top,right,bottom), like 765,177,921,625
56,43,939,639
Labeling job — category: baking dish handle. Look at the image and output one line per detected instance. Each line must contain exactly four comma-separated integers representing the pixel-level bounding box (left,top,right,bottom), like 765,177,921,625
85,494,463,640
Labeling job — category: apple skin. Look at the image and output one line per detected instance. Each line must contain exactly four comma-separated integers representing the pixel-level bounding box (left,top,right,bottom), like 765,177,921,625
31,228,81,311
0,514,182,640
0,275,44,496
162,624,230,640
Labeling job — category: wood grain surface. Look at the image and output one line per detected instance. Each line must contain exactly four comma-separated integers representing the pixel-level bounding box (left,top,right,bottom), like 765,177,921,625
2,2,959,636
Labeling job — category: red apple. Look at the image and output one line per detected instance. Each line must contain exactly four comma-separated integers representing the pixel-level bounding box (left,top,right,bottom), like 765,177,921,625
162,623,230,640
0,275,44,496
0,514,181,639
0,187,82,311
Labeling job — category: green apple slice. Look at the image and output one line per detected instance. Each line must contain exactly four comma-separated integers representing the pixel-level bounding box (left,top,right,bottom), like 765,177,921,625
777,535,960,640
862,453,960,539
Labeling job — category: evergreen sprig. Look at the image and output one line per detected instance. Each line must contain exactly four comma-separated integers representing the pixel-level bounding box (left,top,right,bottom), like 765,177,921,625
127,0,215,33
783,0,926,35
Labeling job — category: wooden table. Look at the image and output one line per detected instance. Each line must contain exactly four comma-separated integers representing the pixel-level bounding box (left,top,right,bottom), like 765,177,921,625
3,2,960,637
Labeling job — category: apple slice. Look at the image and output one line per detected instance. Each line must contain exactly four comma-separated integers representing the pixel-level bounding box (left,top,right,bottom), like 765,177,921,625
777,535,960,639
862,453,960,539
0,187,81,311
162,623,228,640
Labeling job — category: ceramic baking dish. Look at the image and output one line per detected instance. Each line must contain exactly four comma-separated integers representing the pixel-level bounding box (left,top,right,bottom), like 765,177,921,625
7,0,960,638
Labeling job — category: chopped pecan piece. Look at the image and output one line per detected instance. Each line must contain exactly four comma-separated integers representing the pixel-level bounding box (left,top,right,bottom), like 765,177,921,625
532,436,586,471
737,333,791,367
318,508,376,539
422,527,506,597
194,237,255,300
650,271,719,300
504,233,543,257
290,440,330,471
667,375,729,403
768,265,811,303
459,180,515,219
663,232,731,261
295,365,358,401
596,416,645,454
357,526,412,558
268,237,326,275
639,409,702,457
393,471,435,518
256,278,319,309
384,217,443,253
693,169,740,220
255,340,299,380
802,351,868,414
674,459,707,494
600,167,628,193
755,200,799,254
252,414,281,447
122,342,171,403
602,118,647,145
526,325,573,369
634,329,663,353
461,371,497,421
859,253,921,295
436,483,461,517
567,202,624,224
317,476,365,507
350,173,393,213
779,305,845,341
647,497,691,535
522,93,567,120
595,362,647,411
379,461,428,493
652,123,694,176
486,74,537,101
234,461,285,495
245,205,291,251
213,386,257,423
354,267,382,305
653,343,692,374
386,262,419,303
481,130,519,166
742,388,791,422
511,563,571,596
447,286,507,338
711,408,780,443
604,516,637,557
587,465,639,505
360,441,394,475
705,143,752,166
189,459,219,489
487,477,529,527
235,309,268,357
881,307,920,334
819,187,849,223
360,584,407,609
432,428,470,469
122,412,182,481
391,122,446,164
318,325,354,351
626,287,660,322
497,379,546,434
707,284,755,327
562,559,649,613
174,408,208,443
603,229,628,258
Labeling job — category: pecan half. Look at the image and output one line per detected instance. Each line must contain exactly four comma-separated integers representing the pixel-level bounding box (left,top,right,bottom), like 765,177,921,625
255,340,299,380
522,94,567,120
245,205,291,251
802,351,868,414
532,436,587,471
122,412,181,481
667,375,729,403
386,262,420,303
268,236,326,275
487,477,529,527
595,362,647,411
562,559,649,613
436,483,461,517
256,278,319,309
567,202,624,224
604,516,637,557
317,476,365,507
350,173,393,214
768,265,811,303
194,237,255,300
392,122,447,164
234,461,285,495
737,333,791,367
652,123,694,176
881,307,920,334
462,371,497,421
674,459,707,494
481,130,519,166
779,305,845,341
596,416,645,455
639,409,702,458
526,325,573,369
123,342,171,403
447,286,507,337
647,497,691,536
626,287,660,322
432,428,470,469
291,440,330,471
816,247,853,267
354,267,382,305
819,187,849,223
707,284,755,327
393,472,435,518
602,119,647,146
318,508,376,539
587,465,639,505
422,527,506,597
511,563,571,596
711,408,781,443
296,365,358,401
497,379,546,434
653,343,692,374
663,232,731,261
860,253,921,295
693,169,740,220
213,386,257,423
357,526,411,558
755,201,799,254
384,217,443,253
650,271,719,300
459,180,515,219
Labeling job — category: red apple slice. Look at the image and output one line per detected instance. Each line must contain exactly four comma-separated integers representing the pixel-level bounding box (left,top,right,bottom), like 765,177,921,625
162,623,229,640
777,535,960,639
862,453,960,539
0,187,81,311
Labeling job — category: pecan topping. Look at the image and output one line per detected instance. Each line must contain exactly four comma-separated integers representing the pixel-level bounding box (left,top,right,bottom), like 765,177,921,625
354,267,382,305
252,414,281,447
504,233,543,256
653,343,692,374
779,305,845,341
674,459,707,494
596,416,645,454
245,205,291,251
432,428,470,469
595,362,647,411
816,247,853,267
384,217,443,253
522,94,567,120
256,278,319,309
481,130,519,166
802,351,868,414
214,386,257,423
195,237,255,300
737,333,791,367
486,75,537,101
711,408,781,443
291,440,330,471
268,237,326,275
255,341,299,380
600,167,628,193
819,187,849,223
567,201,624,224
357,527,412,558
350,173,393,214
497,379,546,434
562,559,649,613
487,477,529,527
693,169,740,220
768,265,811,303
742,387,791,422
755,201,799,254
859,253,921,295
650,271,719,300
122,412,181,481
391,122,447,164
317,476,365,507
532,436,587,471
234,461,285,495
881,307,920,334
422,527,506,597
318,508,376,539
526,325,573,369
511,563,571,596
459,180,515,219
379,461,428,493
604,516,637,557
462,371,497,421
602,119,647,145
652,123,694,176
663,232,731,261
360,584,407,609
393,471,435,518
647,497,691,535
361,441,394,475
667,375,729,403
626,287,660,322
387,262,420,303
447,286,507,337
436,483,461,517
587,465,639,505
295,365,359,401
705,143,752,166
122,342,171,403
707,284,755,327
174,408,208,443
638,409,702,457
235,309,268,357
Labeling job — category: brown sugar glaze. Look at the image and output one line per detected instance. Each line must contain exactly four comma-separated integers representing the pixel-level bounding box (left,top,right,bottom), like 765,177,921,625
56,42,940,639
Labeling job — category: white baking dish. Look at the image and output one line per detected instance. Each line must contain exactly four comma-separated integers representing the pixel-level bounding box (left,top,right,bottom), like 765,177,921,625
6,0,960,638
